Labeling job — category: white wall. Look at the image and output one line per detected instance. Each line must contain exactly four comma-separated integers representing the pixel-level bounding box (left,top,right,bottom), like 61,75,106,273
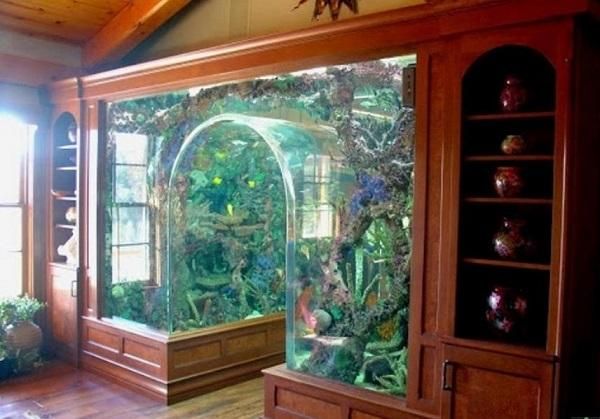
0,29,81,68
125,0,423,63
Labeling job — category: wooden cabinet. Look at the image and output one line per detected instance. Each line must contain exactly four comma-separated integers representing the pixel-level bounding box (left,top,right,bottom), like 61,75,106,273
50,113,79,266
454,43,557,350
47,87,83,366
439,17,600,418
441,344,554,419
48,263,78,362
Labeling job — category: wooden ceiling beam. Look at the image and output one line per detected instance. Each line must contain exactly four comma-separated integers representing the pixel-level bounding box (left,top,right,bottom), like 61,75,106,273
82,0,192,69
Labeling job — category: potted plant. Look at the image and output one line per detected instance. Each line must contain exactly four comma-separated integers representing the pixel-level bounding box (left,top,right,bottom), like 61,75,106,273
0,296,45,355
0,334,15,380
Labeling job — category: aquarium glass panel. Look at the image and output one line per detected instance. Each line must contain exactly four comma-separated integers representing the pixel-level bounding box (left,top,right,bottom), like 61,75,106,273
103,55,415,396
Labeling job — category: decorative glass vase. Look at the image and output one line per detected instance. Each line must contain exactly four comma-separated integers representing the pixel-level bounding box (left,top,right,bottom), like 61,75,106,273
499,75,528,112
485,286,528,336
493,217,536,259
494,166,524,197
501,134,527,155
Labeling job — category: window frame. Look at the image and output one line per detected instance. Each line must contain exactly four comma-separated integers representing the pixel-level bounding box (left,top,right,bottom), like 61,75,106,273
109,134,154,285
0,115,34,297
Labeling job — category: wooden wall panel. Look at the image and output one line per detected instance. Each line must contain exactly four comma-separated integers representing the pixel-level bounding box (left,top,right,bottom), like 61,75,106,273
81,317,167,380
168,315,284,380
123,339,162,368
418,346,436,402
225,331,267,355
172,341,222,369
351,411,383,419
83,101,99,317
87,326,120,354
276,388,343,418
406,41,450,415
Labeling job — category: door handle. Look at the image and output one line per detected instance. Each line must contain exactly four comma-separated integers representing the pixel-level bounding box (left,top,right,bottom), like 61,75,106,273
442,360,453,391
70,280,77,298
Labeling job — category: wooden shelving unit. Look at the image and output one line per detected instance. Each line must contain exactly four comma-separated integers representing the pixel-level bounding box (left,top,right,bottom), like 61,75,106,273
455,45,556,349
464,155,553,162
465,111,555,121
50,114,79,266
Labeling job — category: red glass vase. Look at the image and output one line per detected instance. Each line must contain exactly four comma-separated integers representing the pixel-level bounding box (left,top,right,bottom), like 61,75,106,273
493,217,536,259
499,75,528,112
501,134,527,155
494,166,524,197
485,286,528,336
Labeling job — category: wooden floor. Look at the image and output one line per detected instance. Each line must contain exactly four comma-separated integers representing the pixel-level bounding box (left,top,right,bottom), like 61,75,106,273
0,362,264,418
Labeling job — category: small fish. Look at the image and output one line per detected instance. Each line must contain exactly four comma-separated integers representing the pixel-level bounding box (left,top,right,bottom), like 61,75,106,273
215,150,227,160
247,180,256,188
227,203,234,216
212,176,222,185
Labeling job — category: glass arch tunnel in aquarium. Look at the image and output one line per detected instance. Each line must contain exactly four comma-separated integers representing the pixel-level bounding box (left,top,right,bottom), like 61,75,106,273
103,54,415,397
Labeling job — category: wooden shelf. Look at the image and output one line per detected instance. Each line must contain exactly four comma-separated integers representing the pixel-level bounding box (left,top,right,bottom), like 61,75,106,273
464,155,553,162
56,166,77,171
464,197,553,205
55,224,76,230
463,257,550,271
440,336,554,362
465,111,555,121
57,144,77,150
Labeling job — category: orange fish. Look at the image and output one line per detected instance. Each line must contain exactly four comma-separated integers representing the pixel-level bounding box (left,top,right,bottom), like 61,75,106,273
295,285,316,329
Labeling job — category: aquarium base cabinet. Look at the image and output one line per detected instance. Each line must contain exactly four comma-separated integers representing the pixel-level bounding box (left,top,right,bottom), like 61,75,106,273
80,314,284,404
263,365,435,419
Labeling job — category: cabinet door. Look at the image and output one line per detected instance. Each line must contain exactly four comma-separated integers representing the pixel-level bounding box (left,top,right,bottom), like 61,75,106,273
441,344,554,419
49,264,79,365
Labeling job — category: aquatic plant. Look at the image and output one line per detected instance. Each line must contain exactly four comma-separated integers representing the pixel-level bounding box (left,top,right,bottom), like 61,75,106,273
375,348,409,395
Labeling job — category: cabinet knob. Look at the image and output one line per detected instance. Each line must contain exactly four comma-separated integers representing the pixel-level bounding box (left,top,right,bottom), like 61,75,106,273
442,359,453,391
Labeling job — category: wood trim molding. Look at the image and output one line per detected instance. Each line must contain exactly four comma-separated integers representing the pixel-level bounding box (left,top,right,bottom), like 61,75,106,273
74,0,591,101
0,52,80,87
83,0,193,69
47,78,81,105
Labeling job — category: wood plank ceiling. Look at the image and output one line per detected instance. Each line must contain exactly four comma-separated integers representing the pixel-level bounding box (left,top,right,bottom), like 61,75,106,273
0,0,192,68
0,0,129,43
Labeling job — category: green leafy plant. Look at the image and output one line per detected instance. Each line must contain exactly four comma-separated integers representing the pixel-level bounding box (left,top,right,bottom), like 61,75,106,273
0,296,45,327
0,337,7,361
376,347,408,395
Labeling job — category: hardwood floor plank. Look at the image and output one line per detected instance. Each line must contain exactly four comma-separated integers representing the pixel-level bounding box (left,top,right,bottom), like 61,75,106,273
0,361,264,418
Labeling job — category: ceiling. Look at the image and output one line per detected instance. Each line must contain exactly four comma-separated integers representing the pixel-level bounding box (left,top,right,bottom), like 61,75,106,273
0,0,130,43
0,0,191,68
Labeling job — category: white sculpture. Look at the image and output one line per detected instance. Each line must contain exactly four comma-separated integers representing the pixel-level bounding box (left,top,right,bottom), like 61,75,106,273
57,231,78,265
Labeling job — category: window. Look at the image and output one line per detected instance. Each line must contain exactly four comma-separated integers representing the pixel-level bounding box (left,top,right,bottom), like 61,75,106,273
301,154,336,239
0,114,36,298
111,133,151,283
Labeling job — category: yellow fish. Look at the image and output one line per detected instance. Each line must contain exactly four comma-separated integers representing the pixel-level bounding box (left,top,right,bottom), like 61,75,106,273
212,176,222,185
247,180,256,188
227,203,234,216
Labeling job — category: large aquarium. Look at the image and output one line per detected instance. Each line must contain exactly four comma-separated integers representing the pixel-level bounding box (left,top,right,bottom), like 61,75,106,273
103,55,415,395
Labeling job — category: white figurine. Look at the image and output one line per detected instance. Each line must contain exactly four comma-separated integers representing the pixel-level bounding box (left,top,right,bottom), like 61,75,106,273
58,231,78,265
